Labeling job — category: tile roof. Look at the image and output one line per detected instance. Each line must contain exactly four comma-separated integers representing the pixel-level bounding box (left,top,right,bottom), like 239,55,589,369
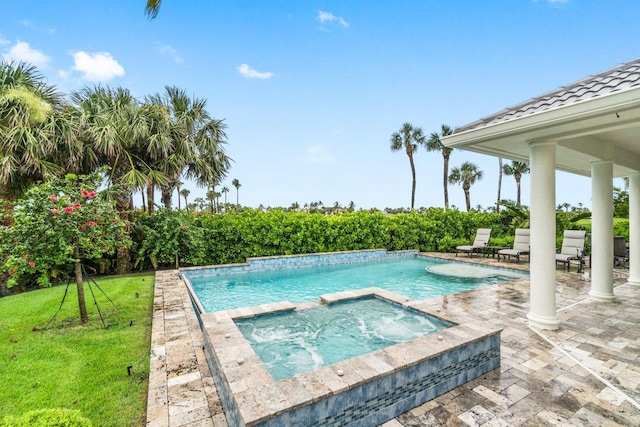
454,57,640,134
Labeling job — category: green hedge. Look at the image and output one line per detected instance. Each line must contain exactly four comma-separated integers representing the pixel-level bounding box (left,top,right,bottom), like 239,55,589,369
133,208,505,269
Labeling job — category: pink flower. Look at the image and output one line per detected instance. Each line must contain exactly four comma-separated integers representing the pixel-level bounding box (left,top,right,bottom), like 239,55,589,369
49,194,57,202
82,189,96,198
73,203,82,208
88,221,96,227
180,225,187,231
28,262,35,268
50,208,59,215
88,191,96,198
63,206,74,214
80,225,87,231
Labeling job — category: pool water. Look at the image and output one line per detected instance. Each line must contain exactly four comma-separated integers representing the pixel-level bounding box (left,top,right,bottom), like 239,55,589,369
235,296,453,380
187,257,526,312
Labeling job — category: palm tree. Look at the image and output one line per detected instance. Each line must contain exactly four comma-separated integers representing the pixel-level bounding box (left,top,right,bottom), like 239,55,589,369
390,123,425,210
70,86,172,273
425,124,453,209
221,186,229,211
502,161,530,206
193,197,204,212
145,0,162,18
206,189,216,213
557,202,571,213
449,161,483,211
0,61,71,224
145,86,231,211
232,178,241,207
180,188,190,211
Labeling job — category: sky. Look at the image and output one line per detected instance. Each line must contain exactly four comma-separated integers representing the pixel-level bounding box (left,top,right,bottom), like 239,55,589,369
1,0,638,211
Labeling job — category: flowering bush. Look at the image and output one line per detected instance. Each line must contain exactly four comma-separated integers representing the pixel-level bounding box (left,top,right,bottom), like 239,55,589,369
1,172,129,289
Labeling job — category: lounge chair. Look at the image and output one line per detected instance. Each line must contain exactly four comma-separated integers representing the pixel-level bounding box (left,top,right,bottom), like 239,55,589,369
614,236,629,268
455,228,491,257
498,228,530,263
555,230,586,272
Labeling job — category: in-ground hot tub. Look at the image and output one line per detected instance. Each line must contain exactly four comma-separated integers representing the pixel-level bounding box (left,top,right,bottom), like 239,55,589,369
235,295,455,381
196,287,501,426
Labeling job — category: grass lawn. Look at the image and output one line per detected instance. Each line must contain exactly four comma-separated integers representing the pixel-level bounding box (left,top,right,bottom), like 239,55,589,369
0,274,155,426
574,218,629,234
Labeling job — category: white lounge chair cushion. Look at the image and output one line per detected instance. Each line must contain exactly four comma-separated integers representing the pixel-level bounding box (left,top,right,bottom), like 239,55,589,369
499,249,527,257
498,229,530,258
456,228,492,252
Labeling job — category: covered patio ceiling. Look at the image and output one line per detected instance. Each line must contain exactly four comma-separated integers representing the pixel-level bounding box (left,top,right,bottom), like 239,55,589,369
442,58,640,178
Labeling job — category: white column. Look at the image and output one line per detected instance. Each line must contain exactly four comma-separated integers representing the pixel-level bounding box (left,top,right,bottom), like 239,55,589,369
589,160,616,301
629,173,640,284
527,141,560,330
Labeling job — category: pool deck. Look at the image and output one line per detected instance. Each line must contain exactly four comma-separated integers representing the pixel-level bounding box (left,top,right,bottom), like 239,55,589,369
146,253,640,426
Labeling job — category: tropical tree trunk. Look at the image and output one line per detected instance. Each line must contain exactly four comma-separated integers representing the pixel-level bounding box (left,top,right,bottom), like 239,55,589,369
147,182,155,215
115,224,131,274
496,157,503,212
115,194,132,275
443,153,450,210
141,189,147,214
463,184,471,211
0,184,15,227
516,175,522,206
176,185,181,210
0,273,10,297
161,187,172,210
73,243,89,324
409,154,417,210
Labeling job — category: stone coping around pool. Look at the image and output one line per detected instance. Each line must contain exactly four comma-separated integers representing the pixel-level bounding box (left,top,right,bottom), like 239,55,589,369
180,248,419,279
200,287,502,426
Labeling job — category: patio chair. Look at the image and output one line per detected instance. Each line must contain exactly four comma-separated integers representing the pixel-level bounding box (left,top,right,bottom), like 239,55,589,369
614,236,629,268
555,230,586,272
455,228,491,257
498,228,530,263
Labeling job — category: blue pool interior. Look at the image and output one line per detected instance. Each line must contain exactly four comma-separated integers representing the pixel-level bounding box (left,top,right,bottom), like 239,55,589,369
235,296,453,380
188,252,506,426
184,253,528,313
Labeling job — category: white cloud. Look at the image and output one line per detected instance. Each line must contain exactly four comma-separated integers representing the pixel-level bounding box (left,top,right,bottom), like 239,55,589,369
317,11,349,28
20,20,55,35
3,41,50,67
71,51,125,82
301,146,334,164
158,45,183,63
237,64,274,80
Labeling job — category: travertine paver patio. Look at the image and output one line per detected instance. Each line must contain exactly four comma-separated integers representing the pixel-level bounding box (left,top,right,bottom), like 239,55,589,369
147,253,640,426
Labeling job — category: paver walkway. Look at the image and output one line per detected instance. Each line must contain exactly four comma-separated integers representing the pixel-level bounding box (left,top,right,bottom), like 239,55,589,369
147,254,640,426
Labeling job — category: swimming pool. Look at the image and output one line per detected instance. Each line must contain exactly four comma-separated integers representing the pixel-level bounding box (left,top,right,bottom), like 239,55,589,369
184,251,527,313
183,250,513,426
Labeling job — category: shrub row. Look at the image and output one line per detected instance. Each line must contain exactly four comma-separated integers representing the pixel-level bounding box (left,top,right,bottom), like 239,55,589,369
133,208,505,269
